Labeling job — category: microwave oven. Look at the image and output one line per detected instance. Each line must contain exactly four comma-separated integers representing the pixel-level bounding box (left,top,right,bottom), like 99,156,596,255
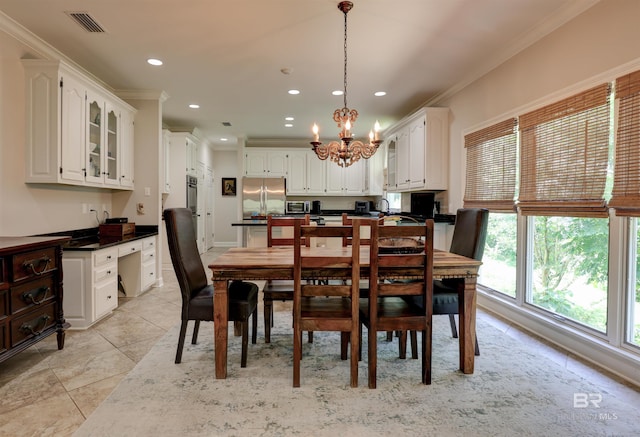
285,200,310,214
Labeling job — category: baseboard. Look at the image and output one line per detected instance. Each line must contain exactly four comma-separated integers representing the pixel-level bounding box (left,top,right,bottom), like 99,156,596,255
478,291,640,388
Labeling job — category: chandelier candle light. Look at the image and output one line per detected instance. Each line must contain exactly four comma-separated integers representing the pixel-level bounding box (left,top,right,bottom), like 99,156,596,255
311,1,382,168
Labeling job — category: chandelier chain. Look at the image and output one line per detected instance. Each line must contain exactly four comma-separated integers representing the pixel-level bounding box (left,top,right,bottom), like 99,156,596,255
343,6,348,110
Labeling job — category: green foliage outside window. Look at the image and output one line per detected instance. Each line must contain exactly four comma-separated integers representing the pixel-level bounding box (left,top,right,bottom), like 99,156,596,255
531,216,608,332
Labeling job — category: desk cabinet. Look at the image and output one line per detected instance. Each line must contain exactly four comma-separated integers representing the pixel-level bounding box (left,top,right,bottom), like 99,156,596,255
63,247,118,329
63,236,157,329
0,237,69,363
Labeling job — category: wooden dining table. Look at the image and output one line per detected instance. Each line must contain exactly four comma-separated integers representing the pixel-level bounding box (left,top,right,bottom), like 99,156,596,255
209,246,482,379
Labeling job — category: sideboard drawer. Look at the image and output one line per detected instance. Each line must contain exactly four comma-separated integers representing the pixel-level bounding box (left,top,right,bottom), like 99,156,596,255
12,247,57,283
0,289,7,318
10,302,56,348
10,276,55,315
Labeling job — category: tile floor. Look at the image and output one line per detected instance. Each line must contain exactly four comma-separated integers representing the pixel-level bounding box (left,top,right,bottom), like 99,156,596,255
1,248,639,436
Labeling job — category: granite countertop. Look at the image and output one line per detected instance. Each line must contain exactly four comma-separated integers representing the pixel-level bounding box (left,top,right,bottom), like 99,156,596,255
39,225,159,251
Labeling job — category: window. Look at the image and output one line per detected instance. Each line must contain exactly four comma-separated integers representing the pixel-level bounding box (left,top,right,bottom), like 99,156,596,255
610,70,640,347
480,212,517,297
514,84,613,331
529,216,608,332
464,119,518,297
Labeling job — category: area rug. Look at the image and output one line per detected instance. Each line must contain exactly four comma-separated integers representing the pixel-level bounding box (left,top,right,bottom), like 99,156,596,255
73,311,639,437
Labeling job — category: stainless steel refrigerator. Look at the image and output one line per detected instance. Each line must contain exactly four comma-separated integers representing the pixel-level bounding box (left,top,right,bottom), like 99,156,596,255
242,177,286,218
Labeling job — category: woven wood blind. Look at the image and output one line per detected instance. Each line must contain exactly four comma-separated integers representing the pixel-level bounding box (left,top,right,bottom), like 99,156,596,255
463,118,517,211
610,70,640,216
518,84,611,217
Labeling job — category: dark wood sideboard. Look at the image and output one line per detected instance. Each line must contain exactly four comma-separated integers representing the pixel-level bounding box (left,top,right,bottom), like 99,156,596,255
0,236,70,363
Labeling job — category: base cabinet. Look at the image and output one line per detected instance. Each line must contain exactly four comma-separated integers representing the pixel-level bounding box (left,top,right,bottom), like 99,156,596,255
0,237,70,363
63,236,157,329
63,247,118,329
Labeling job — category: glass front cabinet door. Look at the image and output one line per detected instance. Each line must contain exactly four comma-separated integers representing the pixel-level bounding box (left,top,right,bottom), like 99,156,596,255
105,103,119,186
86,94,104,184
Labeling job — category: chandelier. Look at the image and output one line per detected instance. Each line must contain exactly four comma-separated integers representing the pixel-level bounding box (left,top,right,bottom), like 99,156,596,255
311,1,382,168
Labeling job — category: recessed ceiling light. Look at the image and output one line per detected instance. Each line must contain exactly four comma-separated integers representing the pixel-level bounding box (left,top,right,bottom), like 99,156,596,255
220,138,228,142
332,90,343,96
188,104,200,109
147,58,163,66
285,124,293,128
285,116,294,121
374,91,387,97
288,89,300,95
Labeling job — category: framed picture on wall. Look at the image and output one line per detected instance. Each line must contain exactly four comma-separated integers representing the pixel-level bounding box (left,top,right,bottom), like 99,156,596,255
222,177,236,196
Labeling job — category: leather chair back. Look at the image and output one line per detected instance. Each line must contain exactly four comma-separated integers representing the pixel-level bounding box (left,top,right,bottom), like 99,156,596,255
449,208,489,261
163,208,208,303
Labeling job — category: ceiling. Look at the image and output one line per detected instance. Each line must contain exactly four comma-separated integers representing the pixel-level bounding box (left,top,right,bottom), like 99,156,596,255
0,0,597,150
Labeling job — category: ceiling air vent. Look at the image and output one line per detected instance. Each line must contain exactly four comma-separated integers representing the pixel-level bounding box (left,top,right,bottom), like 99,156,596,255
222,122,232,127
65,11,106,33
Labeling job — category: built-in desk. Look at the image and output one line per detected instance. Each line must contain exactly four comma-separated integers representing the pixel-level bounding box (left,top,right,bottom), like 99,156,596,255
45,227,158,329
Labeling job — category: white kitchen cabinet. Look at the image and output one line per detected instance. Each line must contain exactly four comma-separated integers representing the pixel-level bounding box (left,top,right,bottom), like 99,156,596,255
244,149,288,177
386,107,449,192
325,158,366,195
63,247,119,329
23,60,135,190
119,107,135,188
162,129,171,193
185,136,199,177
286,150,326,195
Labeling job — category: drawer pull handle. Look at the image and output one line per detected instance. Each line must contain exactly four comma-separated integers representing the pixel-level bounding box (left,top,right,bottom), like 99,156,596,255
19,314,51,336
107,255,112,260
23,256,51,276
22,286,51,305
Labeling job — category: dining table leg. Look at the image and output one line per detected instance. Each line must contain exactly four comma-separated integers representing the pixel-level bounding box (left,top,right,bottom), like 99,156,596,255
213,279,229,379
458,277,477,374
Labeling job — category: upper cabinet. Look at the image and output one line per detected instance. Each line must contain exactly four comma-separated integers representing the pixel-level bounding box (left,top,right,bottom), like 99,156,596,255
286,150,326,195
385,107,449,192
22,60,136,190
245,149,288,177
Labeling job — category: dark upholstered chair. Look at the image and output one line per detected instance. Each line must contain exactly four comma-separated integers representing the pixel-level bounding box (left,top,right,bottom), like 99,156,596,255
164,208,258,367
405,208,488,357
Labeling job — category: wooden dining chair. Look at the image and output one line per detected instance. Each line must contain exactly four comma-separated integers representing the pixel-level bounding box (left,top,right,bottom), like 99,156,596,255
339,212,392,358
263,214,311,343
292,221,362,388
360,218,434,388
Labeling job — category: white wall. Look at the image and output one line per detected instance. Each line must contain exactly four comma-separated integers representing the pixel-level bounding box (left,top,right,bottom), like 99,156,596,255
213,150,240,246
0,31,112,236
439,0,640,210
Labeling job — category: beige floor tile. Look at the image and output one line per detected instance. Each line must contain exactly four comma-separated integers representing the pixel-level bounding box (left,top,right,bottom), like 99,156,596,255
68,372,127,418
0,391,85,437
92,310,167,348
51,348,135,392
0,367,67,413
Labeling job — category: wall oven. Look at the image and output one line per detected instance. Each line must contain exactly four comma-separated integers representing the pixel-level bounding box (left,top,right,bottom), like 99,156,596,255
186,175,198,229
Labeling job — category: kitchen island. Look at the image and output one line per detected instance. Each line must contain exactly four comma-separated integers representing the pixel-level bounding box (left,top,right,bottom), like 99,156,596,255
232,213,455,249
